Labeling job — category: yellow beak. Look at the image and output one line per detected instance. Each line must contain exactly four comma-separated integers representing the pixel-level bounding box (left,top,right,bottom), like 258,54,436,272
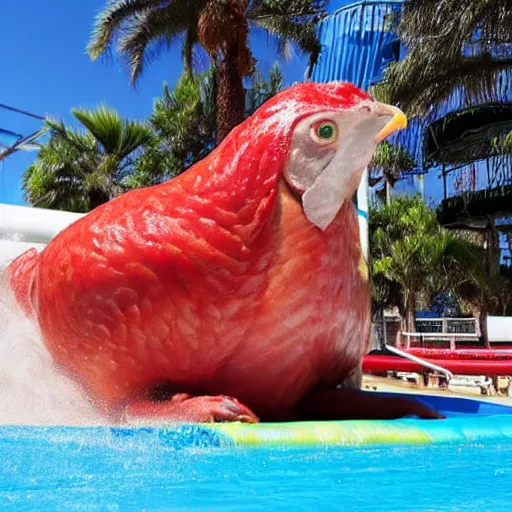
375,105,407,142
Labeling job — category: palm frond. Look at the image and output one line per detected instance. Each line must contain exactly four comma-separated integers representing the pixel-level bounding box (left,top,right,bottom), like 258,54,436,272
72,106,124,154
248,0,327,19
23,104,154,212
23,157,90,213
251,14,321,59
72,106,153,157
45,118,99,154
117,5,191,85
380,55,512,118
369,140,417,186
373,0,512,117
268,61,284,94
182,25,199,75
248,0,325,62
369,195,481,319
198,69,216,119
87,0,163,60
398,0,511,52
150,74,202,136
117,120,154,157
245,61,284,113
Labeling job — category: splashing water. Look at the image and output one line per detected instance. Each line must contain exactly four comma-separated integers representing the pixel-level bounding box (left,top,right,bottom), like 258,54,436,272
0,270,106,426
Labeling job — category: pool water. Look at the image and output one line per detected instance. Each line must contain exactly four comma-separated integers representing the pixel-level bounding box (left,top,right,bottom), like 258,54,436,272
1,427,511,511
1,289,511,511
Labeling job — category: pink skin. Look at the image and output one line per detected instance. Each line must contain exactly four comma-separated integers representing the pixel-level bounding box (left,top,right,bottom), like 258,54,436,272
8,82,443,424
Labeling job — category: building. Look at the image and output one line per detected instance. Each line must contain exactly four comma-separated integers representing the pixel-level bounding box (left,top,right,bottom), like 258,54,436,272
309,0,512,264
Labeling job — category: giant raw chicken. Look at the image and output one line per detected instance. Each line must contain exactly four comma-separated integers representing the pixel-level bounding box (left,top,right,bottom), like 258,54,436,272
8,82,442,423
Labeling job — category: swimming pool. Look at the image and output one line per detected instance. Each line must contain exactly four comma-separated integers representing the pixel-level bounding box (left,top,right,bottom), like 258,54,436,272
1,192,511,510
1,428,511,511
2,392,512,512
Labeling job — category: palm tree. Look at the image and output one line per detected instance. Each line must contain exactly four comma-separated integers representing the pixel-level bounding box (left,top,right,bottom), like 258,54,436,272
370,195,467,333
87,0,326,142
125,70,216,190
23,106,153,213
370,1,512,340
368,140,417,204
374,0,512,118
369,195,510,345
444,231,512,346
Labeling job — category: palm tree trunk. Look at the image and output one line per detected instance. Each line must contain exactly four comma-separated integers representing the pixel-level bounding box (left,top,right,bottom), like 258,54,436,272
481,309,490,349
472,302,491,349
215,42,246,144
403,291,416,335
486,215,500,276
405,306,416,334
372,308,385,350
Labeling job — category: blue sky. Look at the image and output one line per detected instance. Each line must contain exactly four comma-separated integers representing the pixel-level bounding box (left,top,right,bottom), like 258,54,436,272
0,0,439,210
1,0,323,206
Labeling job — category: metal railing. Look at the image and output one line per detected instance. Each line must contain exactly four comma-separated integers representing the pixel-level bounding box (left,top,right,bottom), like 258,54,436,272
401,331,480,350
415,317,478,334
384,344,453,381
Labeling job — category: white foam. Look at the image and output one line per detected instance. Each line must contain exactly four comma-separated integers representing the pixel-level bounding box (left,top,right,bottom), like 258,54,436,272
0,272,106,426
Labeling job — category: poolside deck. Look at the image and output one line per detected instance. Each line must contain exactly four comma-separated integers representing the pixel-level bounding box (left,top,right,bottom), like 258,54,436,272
362,374,512,406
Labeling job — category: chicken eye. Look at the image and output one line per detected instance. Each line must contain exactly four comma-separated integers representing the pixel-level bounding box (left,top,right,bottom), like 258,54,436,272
312,121,337,144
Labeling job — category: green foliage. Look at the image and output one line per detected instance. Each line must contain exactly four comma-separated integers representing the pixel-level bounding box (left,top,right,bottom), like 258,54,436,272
87,0,326,85
22,106,153,212
444,232,512,317
126,72,215,188
370,195,512,332
370,1,512,213
372,0,512,118
371,196,448,304
370,195,483,329
129,63,284,188
245,62,284,114
87,0,324,142
491,130,512,155
21,61,284,210
370,141,416,177
368,140,417,193
248,0,327,66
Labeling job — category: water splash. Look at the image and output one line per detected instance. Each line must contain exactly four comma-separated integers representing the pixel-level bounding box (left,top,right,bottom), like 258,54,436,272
0,270,106,426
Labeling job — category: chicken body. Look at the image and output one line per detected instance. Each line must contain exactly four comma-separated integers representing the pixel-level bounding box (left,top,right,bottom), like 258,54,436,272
9,82,440,423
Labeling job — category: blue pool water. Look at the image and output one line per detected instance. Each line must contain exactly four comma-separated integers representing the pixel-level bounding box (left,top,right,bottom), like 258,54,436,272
1,428,511,511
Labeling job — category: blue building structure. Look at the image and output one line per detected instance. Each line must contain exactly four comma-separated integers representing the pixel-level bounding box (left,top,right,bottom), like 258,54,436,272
309,0,512,262
308,0,424,202
310,1,402,91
